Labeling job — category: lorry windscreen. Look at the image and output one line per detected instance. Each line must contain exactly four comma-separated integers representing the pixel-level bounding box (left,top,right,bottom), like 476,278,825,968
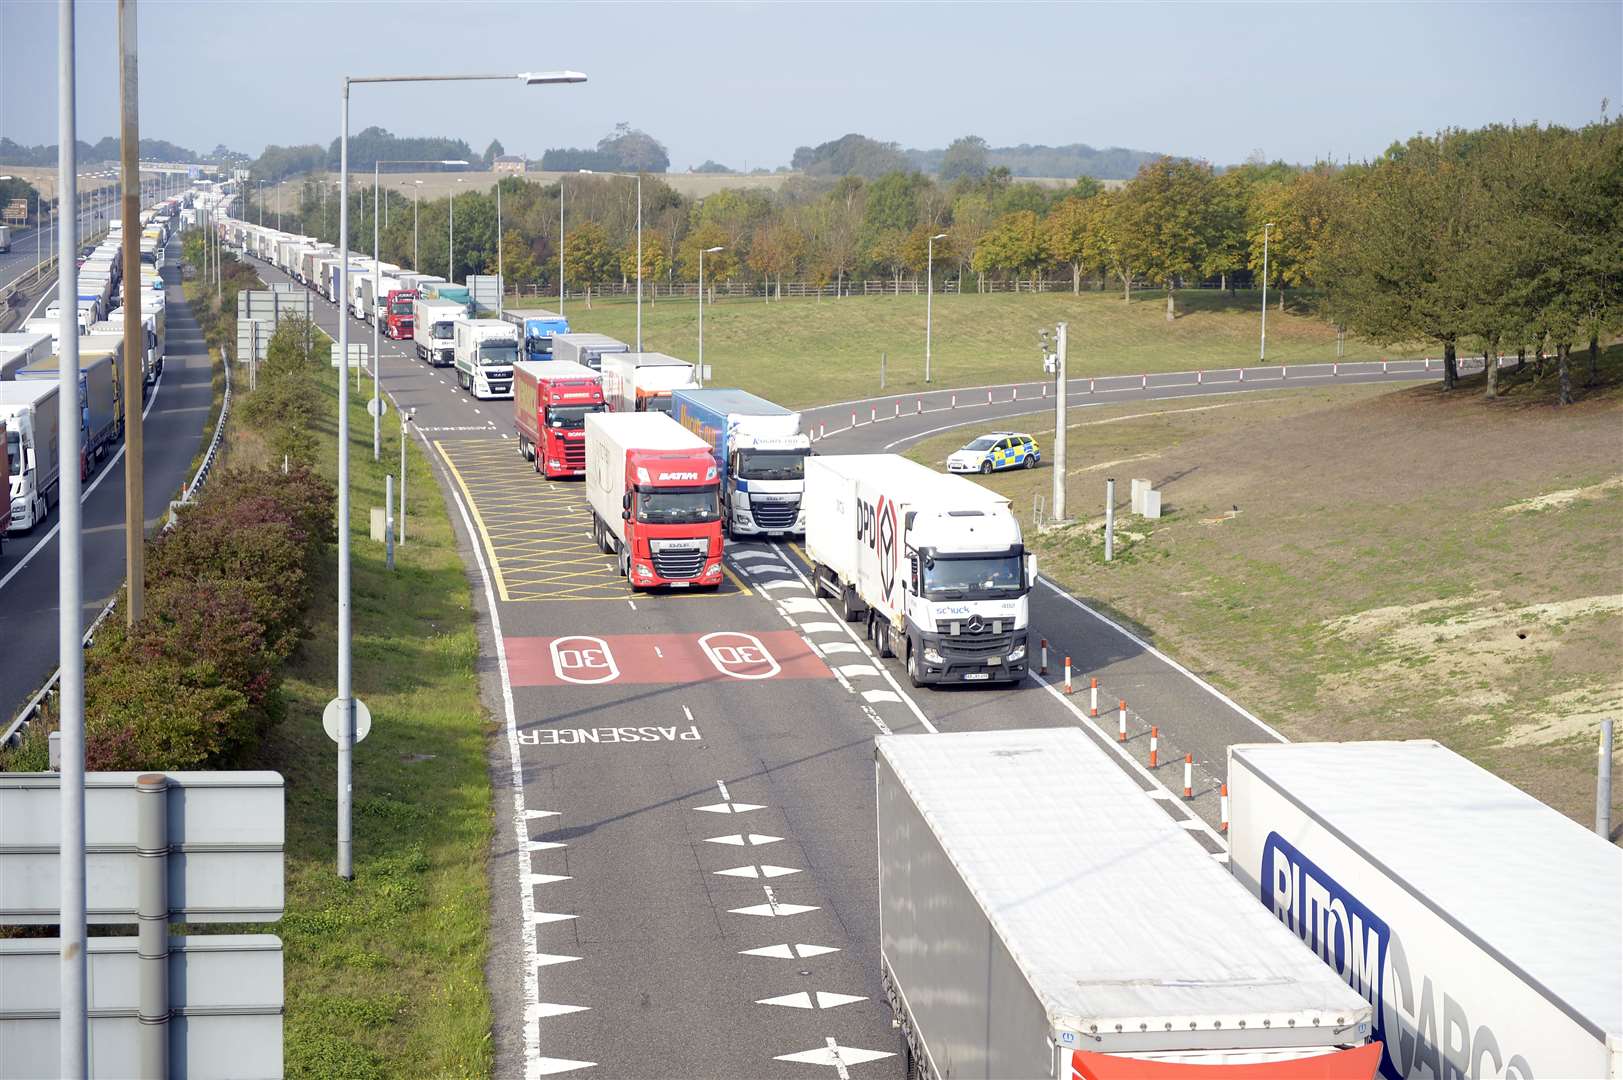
390,301,413,315
636,486,719,524
5,430,19,477
642,396,673,414
923,554,1023,599
737,449,806,481
479,342,518,366
545,403,604,429
432,321,455,340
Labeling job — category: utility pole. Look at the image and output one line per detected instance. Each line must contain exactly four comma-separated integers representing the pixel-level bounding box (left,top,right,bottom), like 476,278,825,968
635,173,643,350
557,177,564,313
56,0,89,1070
119,0,144,626
1259,221,1273,362
1051,322,1068,521
496,176,503,303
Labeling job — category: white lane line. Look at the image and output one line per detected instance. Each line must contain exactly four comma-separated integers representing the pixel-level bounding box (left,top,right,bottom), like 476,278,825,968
715,780,731,801
836,665,881,679
777,597,823,614
774,1039,894,1075
1030,670,1227,848
531,1057,597,1076
443,471,554,1077
758,579,805,591
798,621,844,635
729,550,777,562
861,689,902,704
730,884,818,917
1038,576,1287,743
766,548,938,734
757,991,867,1010
0,369,166,596
625,599,636,610
527,1003,590,1020
714,864,801,879
532,913,577,926
704,833,782,846
527,840,567,852
695,800,764,814
817,642,862,655
525,810,560,820
526,872,571,886
683,705,695,723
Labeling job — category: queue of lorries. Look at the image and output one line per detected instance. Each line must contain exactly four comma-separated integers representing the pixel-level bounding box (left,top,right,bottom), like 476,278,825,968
218,217,1621,1080
0,195,182,551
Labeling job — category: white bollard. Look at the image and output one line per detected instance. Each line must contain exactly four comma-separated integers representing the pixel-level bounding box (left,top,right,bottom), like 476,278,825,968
1089,678,1098,717
1281,364,1286,379
871,407,877,423
894,400,900,418
987,389,993,405
851,412,857,428
1239,367,1246,382
1064,657,1073,694
1197,370,1203,384
1141,373,1148,389
1183,755,1193,799
820,422,826,439
1089,378,1096,394
1220,783,1230,832
1333,362,1339,376
951,394,957,408
916,398,922,414
1118,700,1127,742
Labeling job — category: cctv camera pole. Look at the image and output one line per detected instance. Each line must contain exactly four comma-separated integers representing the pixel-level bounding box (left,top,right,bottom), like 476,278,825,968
1052,321,1067,522
118,0,144,626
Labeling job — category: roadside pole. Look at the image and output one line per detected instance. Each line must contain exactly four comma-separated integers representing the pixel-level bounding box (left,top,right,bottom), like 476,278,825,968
1599,719,1614,840
336,78,355,881
119,0,144,626
1104,478,1115,562
56,0,89,1070
1052,321,1067,522
399,410,409,546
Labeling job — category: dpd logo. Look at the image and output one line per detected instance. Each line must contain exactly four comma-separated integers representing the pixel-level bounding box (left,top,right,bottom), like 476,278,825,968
855,495,901,597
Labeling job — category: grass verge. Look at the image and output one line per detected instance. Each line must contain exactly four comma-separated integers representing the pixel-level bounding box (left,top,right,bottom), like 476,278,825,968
564,287,1430,407
906,352,1623,828
237,350,493,1078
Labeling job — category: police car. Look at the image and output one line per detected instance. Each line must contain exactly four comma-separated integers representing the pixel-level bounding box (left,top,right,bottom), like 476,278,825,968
946,431,1040,474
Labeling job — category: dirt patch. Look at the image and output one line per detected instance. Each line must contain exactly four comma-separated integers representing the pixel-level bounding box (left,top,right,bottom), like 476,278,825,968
1499,475,1623,514
1500,682,1623,748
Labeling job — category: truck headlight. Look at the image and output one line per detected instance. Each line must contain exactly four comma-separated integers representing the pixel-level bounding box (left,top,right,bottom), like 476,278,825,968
1008,643,1026,662
923,647,944,665
704,562,722,578
635,563,653,580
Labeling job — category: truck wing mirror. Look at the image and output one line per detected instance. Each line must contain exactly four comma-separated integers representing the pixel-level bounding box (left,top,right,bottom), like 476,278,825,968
622,492,632,511
1025,553,1038,586
621,509,631,521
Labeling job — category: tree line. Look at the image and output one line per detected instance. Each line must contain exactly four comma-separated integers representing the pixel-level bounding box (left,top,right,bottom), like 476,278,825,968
249,118,1620,402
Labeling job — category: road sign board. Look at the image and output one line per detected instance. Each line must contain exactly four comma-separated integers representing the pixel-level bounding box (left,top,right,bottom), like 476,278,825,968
330,342,369,369
323,697,372,744
0,934,283,1080
0,772,284,924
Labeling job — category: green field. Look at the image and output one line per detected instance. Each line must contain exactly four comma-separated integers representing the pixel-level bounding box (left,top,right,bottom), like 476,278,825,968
564,288,1424,407
906,355,1623,828
228,356,494,1078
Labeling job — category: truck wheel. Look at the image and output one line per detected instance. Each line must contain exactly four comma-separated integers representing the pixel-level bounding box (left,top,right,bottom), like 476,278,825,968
874,616,895,659
901,1033,920,1080
617,547,630,577
906,644,925,688
841,586,861,623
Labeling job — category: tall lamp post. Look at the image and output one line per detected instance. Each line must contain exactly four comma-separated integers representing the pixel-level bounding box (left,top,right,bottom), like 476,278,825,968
697,245,723,387
925,231,946,383
410,179,423,269
449,176,465,281
373,159,467,459
557,175,566,313
634,173,643,349
1258,221,1273,362
334,69,585,882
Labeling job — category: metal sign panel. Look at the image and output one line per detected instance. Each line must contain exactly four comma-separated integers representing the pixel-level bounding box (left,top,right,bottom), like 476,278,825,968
0,934,283,1080
235,318,271,363
236,289,312,323
467,273,503,314
330,342,369,369
0,772,284,924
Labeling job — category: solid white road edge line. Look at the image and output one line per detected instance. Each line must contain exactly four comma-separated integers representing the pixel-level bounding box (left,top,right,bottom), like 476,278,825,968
766,546,938,734
0,369,166,596
443,478,549,1078
1037,576,1288,743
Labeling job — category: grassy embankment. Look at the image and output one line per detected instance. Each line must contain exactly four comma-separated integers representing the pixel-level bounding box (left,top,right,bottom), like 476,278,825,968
565,288,1428,407
905,352,1623,829
223,341,494,1078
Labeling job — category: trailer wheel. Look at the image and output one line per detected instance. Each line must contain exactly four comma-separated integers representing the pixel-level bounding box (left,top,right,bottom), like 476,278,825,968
840,586,861,623
875,616,895,659
901,1031,920,1080
906,643,925,688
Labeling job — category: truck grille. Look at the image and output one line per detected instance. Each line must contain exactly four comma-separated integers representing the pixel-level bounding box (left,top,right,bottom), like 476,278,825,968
941,629,1017,661
651,549,706,580
563,441,586,469
749,498,799,531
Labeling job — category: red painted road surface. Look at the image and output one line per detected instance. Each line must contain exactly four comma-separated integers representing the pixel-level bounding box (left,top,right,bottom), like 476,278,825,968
505,630,832,687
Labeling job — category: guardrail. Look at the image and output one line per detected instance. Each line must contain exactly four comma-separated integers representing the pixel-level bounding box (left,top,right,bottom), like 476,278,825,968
2,334,233,751
0,254,60,332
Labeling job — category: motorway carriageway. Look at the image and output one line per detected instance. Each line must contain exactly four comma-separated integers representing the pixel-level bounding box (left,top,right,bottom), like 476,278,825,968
0,239,215,720
248,249,1448,1079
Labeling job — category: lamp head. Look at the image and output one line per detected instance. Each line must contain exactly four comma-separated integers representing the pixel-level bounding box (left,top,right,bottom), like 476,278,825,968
704,246,724,253
932,232,948,241
520,70,588,85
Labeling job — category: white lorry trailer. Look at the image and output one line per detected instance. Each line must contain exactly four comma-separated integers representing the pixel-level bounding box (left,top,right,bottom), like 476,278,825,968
805,454,1032,685
0,380,62,532
551,332,627,372
0,333,54,381
598,351,697,414
1227,740,1623,1080
452,318,520,400
878,729,1378,1080
413,298,464,367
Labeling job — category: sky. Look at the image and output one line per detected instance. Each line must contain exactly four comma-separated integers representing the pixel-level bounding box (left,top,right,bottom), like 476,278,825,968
2,0,1620,171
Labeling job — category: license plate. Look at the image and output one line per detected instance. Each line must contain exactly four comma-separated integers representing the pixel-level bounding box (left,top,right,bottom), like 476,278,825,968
669,582,690,588
963,672,991,681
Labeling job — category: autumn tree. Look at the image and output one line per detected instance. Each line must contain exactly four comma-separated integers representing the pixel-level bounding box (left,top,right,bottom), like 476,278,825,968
563,219,616,308
1120,157,1215,321
747,220,806,300
620,228,670,303
1045,196,1100,293
974,210,1047,288
949,193,996,293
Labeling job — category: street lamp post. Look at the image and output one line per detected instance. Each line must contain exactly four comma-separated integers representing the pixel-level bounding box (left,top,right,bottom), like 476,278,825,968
449,176,464,282
557,176,565,313
412,179,422,269
697,245,723,387
925,232,946,384
1259,221,1273,363
635,173,643,349
334,70,584,882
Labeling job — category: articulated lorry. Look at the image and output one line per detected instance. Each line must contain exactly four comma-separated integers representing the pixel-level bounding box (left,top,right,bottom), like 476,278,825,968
0,380,62,532
500,307,570,362
413,298,464,366
599,352,697,414
20,346,122,466
452,318,519,399
513,360,604,478
552,332,627,373
878,728,1379,1080
1227,740,1623,1080
584,412,724,590
383,288,417,340
671,387,809,539
806,454,1032,686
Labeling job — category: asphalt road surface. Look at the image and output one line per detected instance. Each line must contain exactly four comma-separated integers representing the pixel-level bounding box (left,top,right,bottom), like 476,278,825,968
237,246,1470,1078
0,239,215,720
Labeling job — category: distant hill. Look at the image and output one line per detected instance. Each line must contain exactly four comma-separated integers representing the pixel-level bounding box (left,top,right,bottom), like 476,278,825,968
905,142,1164,180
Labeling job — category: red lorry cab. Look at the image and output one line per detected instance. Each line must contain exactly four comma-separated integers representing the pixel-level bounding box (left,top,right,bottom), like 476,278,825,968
585,412,724,590
513,360,605,478
384,289,417,340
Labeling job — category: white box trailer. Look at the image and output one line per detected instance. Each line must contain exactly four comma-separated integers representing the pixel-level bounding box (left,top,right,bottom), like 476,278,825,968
0,333,54,381
552,332,628,373
1228,740,1623,1080
0,380,63,532
597,351,696,414
413,298,465,367
878,729,1376,1080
